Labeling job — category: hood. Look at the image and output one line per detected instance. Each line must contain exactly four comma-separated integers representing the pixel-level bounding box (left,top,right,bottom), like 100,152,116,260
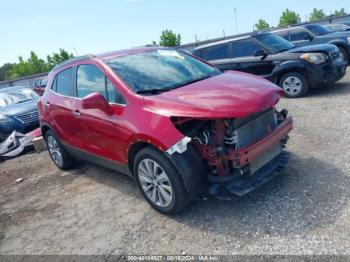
324,31,350,38
0,99,38,116
143,71,282,119
288,44,339,56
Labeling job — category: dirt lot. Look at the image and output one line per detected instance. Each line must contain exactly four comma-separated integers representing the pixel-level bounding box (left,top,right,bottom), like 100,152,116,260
1,69,350,255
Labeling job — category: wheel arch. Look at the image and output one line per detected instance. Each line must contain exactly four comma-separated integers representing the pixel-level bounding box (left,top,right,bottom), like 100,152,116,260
41,122,54,137
274,63,308,85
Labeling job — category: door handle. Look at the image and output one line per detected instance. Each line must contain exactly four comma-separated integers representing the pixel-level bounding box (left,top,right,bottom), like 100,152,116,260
73,110,81,117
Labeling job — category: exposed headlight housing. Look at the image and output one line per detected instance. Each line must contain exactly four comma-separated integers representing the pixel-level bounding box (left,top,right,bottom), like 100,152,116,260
347,37,350,44
166,137,191,156
300,52,328,65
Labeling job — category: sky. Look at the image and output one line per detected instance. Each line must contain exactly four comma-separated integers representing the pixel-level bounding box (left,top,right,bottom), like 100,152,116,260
0,0,348,66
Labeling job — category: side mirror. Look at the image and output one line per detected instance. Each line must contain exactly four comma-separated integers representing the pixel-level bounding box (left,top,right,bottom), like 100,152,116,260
82,92,113,115
304,34,313,41
254,49,268,59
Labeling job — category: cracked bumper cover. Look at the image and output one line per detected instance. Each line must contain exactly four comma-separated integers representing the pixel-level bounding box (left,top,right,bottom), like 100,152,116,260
209,117,293,198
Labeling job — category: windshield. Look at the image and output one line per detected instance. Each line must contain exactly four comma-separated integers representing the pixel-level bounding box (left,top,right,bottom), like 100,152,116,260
253,34,295,54
106,50,221,94
0,88,38,108
304,24,332,36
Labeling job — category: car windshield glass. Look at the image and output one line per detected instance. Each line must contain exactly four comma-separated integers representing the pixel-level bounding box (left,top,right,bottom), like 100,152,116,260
0,88,38,108
253,34,295,54
106,50,221,94
304,25,332,36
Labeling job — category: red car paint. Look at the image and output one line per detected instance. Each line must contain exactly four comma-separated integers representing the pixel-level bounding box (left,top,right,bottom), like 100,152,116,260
38,47,293,204
144,71,283,118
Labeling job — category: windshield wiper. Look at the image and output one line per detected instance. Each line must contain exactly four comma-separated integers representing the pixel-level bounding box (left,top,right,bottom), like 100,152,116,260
136,88,174,95
15,99,33,104
136,72,219,95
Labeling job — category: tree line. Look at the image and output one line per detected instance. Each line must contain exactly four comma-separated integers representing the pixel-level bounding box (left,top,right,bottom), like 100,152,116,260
255,8,347,31
1,7,347,81
0,49,74,82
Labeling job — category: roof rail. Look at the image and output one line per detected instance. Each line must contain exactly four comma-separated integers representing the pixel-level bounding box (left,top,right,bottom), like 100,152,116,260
52,54,95,71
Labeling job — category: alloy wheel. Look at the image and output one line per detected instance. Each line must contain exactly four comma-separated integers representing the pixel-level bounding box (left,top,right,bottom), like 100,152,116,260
47,135,63,167
138,159,173,207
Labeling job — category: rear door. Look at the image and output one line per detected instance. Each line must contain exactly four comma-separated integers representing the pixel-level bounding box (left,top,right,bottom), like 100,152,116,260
47,67,84,148
198,42,234,72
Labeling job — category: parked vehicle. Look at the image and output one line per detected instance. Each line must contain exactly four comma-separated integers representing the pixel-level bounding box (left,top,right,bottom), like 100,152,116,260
192,33,347,97
0,87,40,141
33,77,47,96
273,24,350,63
324,23,350,32
38,48,293,214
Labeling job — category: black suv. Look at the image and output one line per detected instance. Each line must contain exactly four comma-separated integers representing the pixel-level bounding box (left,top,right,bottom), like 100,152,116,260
192,33,347,98
273,24,350,63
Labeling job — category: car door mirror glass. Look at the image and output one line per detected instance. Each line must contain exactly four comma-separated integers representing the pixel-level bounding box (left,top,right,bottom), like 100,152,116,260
82,92,113,115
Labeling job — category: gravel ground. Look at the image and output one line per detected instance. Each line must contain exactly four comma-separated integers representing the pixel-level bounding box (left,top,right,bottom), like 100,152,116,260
1,69,350,256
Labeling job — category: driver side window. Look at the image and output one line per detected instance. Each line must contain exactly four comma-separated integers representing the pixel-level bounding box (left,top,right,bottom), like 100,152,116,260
76,64,126,104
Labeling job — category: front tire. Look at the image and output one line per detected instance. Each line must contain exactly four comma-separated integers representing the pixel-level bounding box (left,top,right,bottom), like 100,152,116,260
134,146,189,214
338,46,349,64
279,72,309,98
45,130,75,170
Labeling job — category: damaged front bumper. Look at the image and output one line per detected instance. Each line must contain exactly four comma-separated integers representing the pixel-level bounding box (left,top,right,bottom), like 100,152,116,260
208,117,293,199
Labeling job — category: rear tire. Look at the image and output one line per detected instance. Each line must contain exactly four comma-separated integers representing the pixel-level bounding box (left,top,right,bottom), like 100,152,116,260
45,130,75,170
133,146,189,214
279,72,309,98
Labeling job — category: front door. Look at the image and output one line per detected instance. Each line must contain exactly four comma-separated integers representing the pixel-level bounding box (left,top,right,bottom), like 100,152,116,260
75,63,128,163
229,39,275,77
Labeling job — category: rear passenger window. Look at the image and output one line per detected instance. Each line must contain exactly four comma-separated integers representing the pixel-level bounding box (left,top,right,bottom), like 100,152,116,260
290,29,310,41
56,68,74,97
231,39,261,58
202,43,230,60
77,64,126,104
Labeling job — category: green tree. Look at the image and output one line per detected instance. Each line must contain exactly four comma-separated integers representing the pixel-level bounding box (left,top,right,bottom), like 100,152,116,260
47,49,74,70
255,19,270,31
10,52,48,79
279,9,301,27
333,8,347,17
309,8,326,22
3,49,74,80
0,63,14,81
156,30,181,47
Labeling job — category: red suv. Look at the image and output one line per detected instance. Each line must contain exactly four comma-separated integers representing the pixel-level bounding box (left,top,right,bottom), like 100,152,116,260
38,47,293,214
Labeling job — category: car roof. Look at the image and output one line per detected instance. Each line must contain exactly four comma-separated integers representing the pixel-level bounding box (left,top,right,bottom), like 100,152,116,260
51,46,169,72
0,86,29,93
193,32,271,51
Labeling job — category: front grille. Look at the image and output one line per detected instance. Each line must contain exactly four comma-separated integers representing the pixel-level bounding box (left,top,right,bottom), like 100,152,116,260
15,110,39,124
